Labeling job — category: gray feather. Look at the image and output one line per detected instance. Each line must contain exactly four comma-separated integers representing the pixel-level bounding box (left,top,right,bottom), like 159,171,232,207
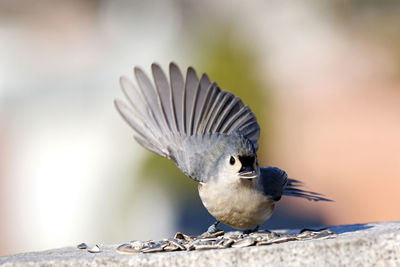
119,76,145,111
169,63,185,132
204,92,234,133
259,167,287,201
197,83,221,134
119,77,158,131
134,67,168,133
210,93,236,133
219,106,251,133
185,67,199,135
284,179,332,202
260,167,332,202
114,99,154,142
238,119,260,149
213,97,243,132
192,74,212,134
134,136,165,157
152,63,174,131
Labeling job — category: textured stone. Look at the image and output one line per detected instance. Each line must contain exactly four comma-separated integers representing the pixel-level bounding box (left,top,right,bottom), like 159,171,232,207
1,221,399,266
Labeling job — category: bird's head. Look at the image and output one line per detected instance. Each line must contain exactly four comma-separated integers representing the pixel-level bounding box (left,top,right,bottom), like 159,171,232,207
215,131,260,183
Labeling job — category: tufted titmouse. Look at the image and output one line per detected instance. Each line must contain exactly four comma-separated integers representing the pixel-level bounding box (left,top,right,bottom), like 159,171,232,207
115,63,331,232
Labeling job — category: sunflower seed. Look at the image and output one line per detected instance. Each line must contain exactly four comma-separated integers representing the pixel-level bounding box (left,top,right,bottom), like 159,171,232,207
231,238,255,248
192,240,219,250
200,230,225,239
129,240,143,250
88,244,101,253
115,228,338,254
174,232,195,241
218,238,234,248
141,241,168,253
168,239,186,250
297,229,337,240
77,243,88,249
164,245,179,252
117,243,140,255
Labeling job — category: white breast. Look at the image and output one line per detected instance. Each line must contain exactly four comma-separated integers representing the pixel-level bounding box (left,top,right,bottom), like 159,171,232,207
198,179,274,229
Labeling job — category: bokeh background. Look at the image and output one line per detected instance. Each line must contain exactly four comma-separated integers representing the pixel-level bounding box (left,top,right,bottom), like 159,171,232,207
1,0,400,256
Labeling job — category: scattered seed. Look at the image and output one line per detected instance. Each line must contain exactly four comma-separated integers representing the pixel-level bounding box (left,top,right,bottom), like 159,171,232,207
192,240,219,250
115,228,337,254
129,240,143,250
219,238,234,248
88,244,101,253
200,230,225,239
141,241,168,253
256,240,274,246
231,238,255,248
168,239,186,250
77,243,88,249
117,243,139,255
164,245,179,252
297,229,337,240
174,232,195,241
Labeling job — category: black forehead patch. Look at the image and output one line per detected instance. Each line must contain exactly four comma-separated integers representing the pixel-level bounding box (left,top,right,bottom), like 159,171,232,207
239,155,255,166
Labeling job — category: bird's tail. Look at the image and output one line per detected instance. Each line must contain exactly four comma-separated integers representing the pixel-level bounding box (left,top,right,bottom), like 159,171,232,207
283,179,332,202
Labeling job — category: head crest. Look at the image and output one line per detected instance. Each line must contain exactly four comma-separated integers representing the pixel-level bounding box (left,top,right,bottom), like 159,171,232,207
225,130,256,156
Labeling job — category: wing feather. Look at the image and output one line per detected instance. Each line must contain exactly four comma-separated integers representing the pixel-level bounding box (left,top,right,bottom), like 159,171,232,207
284,178,332,202
114,99,158,147
169,63,185,132
219,106,251,133
185,67,199,135
204,92,234,133
225,111,253,134
192,74,212,134
134,67,167,133
212,97,242,133
134,136,165,157
152,63,174,131
197,83,221,134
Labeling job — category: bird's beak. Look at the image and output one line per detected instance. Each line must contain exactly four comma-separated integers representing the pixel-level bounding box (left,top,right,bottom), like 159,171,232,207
239,166,258,179
239,171,257,179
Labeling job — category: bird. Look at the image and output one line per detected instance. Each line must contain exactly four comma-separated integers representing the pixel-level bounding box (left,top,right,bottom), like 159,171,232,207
114,62,331,233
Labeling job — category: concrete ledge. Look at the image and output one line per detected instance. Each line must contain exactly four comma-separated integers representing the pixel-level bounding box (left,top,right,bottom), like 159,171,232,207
1,221,399,266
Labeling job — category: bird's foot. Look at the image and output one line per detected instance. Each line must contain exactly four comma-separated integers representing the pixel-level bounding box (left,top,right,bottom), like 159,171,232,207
207,221,221,234
200,221,224,238
243,225,260,235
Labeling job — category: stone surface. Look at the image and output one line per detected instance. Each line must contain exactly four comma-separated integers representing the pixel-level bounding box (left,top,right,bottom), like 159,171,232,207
1,221,399,266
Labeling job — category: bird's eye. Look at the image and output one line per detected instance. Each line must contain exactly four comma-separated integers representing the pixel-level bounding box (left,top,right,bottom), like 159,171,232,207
229,156,235,165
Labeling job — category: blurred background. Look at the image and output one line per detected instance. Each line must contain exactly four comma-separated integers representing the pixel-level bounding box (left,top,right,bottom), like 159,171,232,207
1,0,400,256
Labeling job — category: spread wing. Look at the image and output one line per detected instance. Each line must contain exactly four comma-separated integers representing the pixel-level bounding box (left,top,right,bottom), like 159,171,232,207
115,62,260,181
